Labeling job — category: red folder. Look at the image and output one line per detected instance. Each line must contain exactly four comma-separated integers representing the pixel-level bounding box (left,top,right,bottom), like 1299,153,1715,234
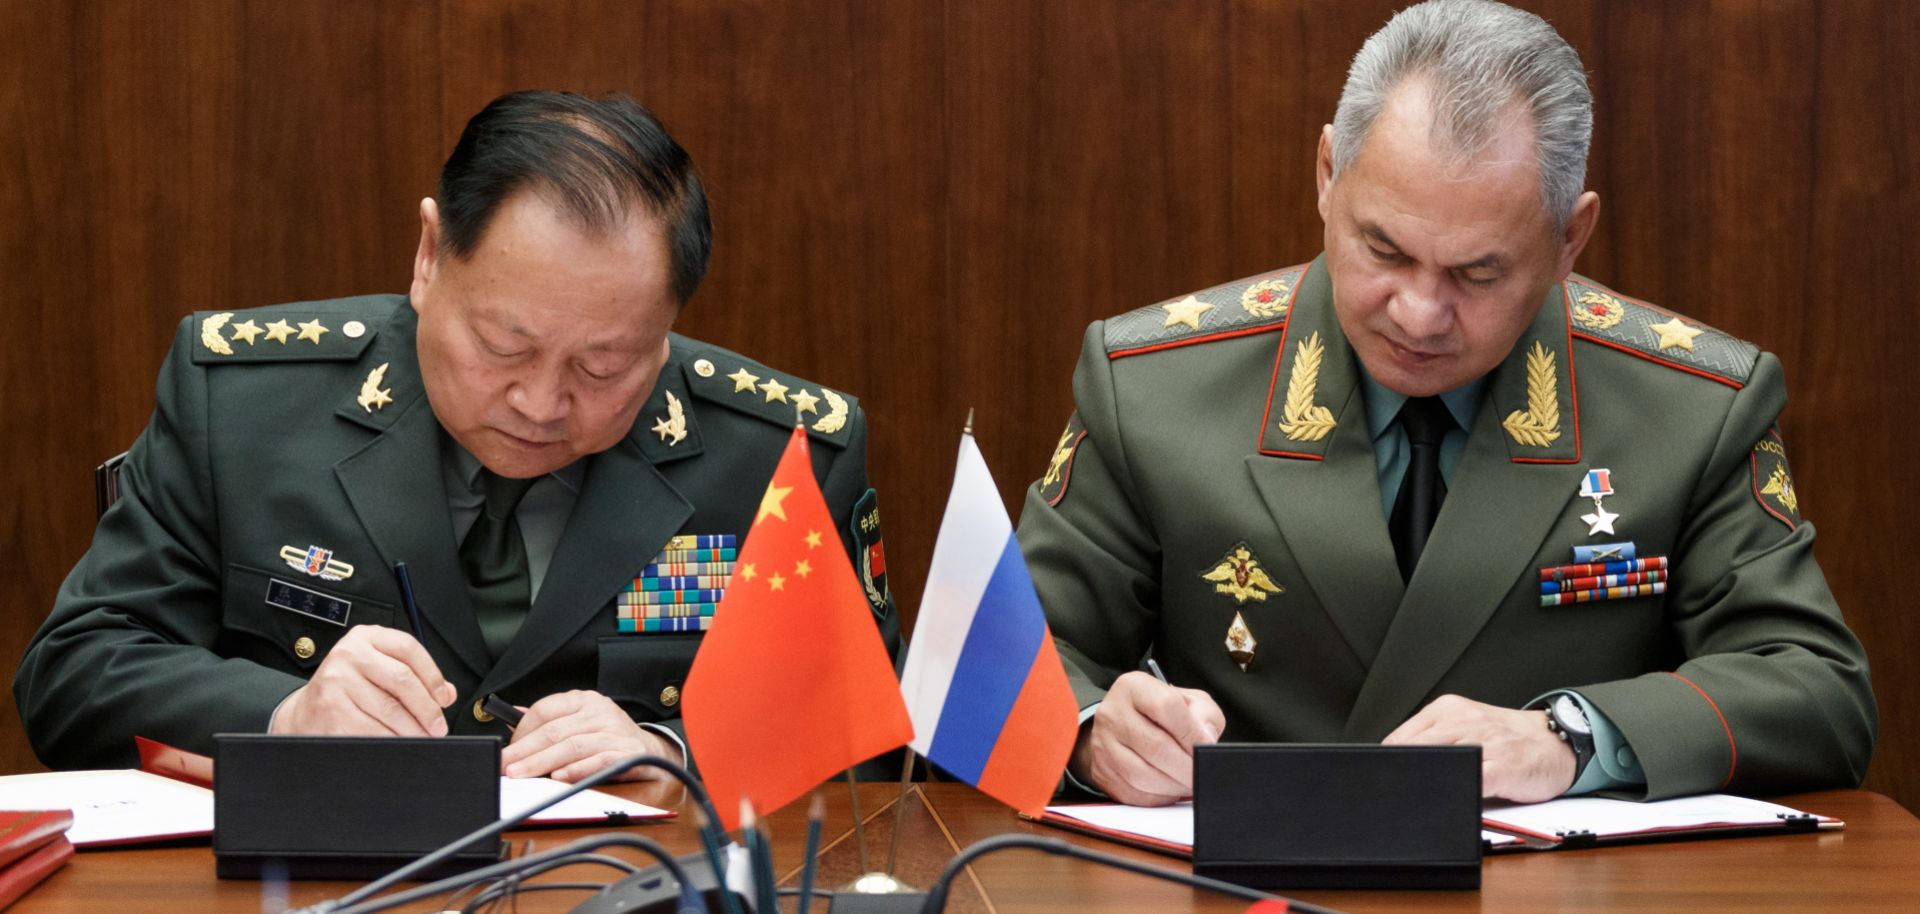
0,811,73,871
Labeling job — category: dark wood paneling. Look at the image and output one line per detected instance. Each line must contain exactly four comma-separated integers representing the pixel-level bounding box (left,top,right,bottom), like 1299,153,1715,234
3,0,1914,813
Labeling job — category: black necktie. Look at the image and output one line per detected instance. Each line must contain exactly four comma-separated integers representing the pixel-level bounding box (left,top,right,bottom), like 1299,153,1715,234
461,469,540,661
1389,397,1453,582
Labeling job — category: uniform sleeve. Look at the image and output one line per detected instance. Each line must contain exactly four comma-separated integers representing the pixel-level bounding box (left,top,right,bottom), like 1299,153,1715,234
1015,323,1163,709
1574,352,1876,798
818,402,901,664
12,318,306,769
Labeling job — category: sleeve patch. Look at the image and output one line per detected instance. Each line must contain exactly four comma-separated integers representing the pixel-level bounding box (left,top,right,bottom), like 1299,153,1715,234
1749,428,1801,529
848,488,889,619
1040,413,1088,507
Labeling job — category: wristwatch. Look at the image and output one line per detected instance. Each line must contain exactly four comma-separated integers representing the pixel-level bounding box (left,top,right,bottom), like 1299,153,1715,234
1544,693,1596,784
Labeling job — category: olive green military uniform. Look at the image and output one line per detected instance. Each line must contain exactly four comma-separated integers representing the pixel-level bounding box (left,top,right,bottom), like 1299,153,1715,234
1018,256,1875,799
15,295,897,770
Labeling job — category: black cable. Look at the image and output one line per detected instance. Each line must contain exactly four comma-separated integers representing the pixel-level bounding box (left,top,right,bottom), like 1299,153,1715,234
322,833,706,914
457,849,644,912
293,754,720,914
462,881,609,913
918,834,1346,914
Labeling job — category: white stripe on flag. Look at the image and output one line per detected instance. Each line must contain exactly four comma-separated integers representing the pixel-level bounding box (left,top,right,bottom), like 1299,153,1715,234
900,433,1014,755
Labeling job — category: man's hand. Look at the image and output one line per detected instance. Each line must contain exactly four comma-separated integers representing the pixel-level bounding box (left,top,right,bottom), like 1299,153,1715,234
1383,694,1575,802
271,625,455,737
501,690,680,783
1070,671,1225,806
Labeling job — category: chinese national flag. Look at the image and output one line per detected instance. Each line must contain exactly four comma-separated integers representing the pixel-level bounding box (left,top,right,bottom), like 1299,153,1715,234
683,426,913,830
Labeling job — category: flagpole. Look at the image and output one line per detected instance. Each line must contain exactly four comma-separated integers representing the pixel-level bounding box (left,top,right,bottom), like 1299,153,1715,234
842,768,871,877
883,747,917,875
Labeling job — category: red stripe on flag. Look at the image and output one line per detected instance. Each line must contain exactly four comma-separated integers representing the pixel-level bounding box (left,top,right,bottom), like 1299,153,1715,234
973,634,1079,815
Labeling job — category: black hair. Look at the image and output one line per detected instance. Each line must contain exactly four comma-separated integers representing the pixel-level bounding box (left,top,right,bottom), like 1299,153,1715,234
436,90,712,304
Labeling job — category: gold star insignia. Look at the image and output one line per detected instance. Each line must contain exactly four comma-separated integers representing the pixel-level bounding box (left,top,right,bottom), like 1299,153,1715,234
1649,316,1703,352
756,484,794,524
794,559,812,579
738,563,758,581
229,319,263,345
804,529,823,549
768,572,787,592
264,319,295,344
296,319,329,344
759,377,790,403
1161,295,1214,331
728,368,760,393
791,389,821,415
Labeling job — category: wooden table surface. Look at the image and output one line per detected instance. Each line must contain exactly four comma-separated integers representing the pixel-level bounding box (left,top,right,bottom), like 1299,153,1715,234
15,782,1919,913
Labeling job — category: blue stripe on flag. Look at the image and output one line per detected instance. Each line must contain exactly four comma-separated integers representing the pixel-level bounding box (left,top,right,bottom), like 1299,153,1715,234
924,536,1046,784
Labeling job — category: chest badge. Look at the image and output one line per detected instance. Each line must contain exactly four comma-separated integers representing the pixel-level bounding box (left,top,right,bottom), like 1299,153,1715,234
1577,468,1623,536
279,544,355,582
1201,543,1284,604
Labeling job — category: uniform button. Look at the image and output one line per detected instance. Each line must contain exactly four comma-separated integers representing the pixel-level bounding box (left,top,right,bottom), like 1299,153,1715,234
473,699,495,723
293,636,316,660
343,320,366,339
660,685,681,707
693,358,716,378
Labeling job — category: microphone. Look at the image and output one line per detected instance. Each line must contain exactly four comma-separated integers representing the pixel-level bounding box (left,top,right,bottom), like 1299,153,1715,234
291,754,723,914
919,834,1346,914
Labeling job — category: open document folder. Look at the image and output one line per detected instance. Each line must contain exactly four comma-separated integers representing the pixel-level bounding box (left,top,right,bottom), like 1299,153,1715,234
1029,792,1841,857
0,768,672,848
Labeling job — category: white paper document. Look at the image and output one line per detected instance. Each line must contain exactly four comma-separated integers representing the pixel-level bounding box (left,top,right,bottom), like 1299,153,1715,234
0,769,669,848
1044,801,1195,847
1481,793,1836,840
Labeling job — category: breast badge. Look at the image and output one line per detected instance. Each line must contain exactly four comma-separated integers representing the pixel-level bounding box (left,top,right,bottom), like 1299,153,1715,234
280,544,355,582
1225,611,1257,672
1538,555,1669,607
1577,468,1622,536
1201,543,1283,604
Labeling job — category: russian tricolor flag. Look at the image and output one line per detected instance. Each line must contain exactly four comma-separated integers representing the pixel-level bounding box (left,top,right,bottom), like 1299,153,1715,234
900,431,1078,814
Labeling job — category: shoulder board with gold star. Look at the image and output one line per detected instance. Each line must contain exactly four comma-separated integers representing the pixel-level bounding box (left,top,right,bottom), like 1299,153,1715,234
674,337,856,449
1564,276,1758,389
1104,264,1308,360
188,302,382,365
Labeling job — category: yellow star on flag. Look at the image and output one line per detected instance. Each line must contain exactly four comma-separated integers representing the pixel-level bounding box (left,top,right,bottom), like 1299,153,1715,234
737,563,757,581
229,319,263,344
296,319,329,344
791,389,820,415
804,529,823,548
794,559,812,578
1161,295,1214,331
728,368,760,393
760,378,790,403
756,484,794,524
768,572,786,592
1649,316,1703,352
264,319,295,344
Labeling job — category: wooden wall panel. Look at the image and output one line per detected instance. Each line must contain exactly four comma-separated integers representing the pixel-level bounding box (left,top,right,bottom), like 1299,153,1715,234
2,0,1915,812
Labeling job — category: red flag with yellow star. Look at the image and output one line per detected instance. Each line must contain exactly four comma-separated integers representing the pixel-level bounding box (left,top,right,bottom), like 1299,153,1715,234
682,426,912,829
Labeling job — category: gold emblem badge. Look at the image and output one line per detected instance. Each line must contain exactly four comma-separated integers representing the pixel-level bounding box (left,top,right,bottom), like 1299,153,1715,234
1649,316,1703,352
1501,341,1562,447
1760,464,1798,515
1240,277,1294,319
1161,295,1214,331
1276,331,1337,442
1571,290,1626,330
811,389,849,434
652,390,688,446
1042,425,1078,490
199,312,236,355
1750,436,1801,528
356,363,393,413
1201,543,1284,604
1225,611,1257,672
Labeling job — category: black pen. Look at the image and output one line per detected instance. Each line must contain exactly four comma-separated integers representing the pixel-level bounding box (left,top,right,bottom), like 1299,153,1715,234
393,561,427,642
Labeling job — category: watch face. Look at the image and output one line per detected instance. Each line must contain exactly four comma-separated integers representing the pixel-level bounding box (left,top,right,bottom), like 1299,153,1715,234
1554,695,1593,735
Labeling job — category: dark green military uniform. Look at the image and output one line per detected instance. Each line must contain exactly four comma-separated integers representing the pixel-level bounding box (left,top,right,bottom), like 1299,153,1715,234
15,295,897,769
1018,256,1875,799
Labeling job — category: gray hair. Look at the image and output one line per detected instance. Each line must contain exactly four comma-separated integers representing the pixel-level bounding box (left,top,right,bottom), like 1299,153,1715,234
1331,0,1592,231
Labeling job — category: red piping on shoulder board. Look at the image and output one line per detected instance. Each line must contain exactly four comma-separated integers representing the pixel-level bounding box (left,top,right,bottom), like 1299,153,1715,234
1568,282,1746,390
1669,672,1738,789
1108,321,1287,360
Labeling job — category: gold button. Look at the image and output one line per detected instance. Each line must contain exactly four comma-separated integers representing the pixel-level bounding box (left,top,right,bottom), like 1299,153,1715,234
342,320,367,339
292,636,316,660
693,358,715,378
660,685,681,707
473,699,494,723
